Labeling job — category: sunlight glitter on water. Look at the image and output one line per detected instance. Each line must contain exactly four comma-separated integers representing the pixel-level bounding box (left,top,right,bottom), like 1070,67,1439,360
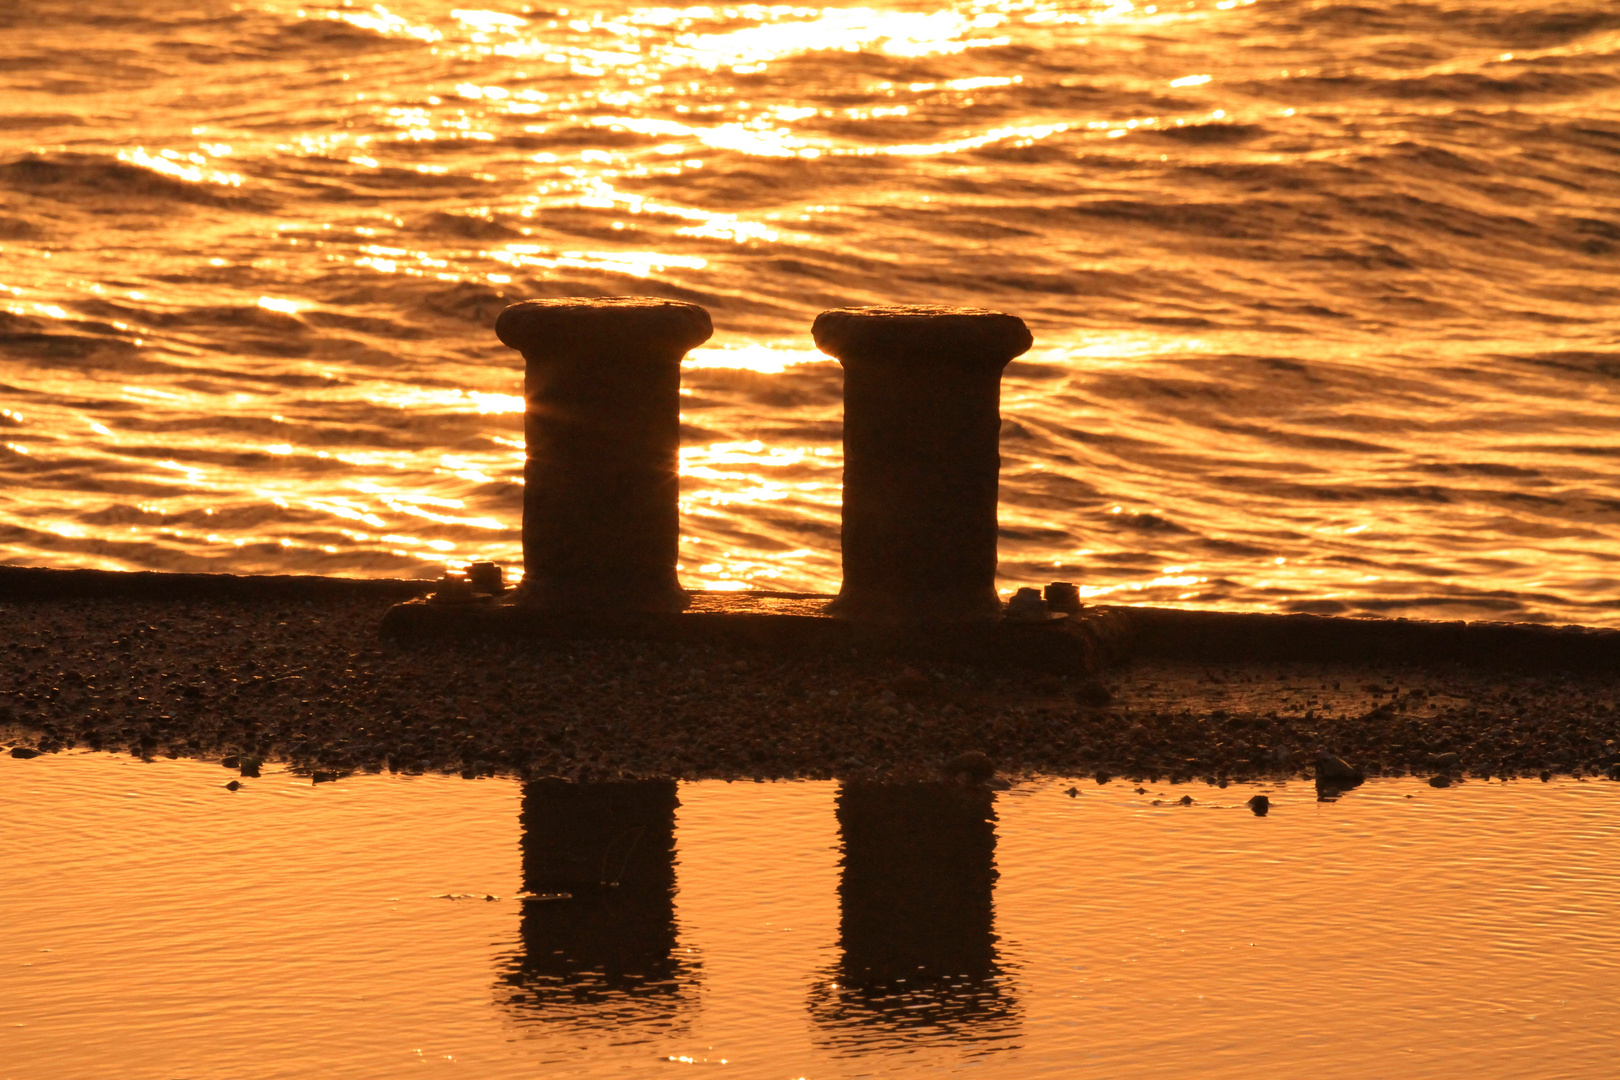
685,344,825,372
2,0,1618,619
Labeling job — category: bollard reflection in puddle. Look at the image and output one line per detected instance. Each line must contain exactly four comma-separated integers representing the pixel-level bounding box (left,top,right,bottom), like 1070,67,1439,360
809,781,1019,1046
497,779,695,1031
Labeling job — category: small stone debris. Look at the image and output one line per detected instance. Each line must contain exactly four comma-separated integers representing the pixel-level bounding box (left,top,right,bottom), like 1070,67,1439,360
1074,679,1114,707
945,750,995,783
1429,774,1452,788
889,668,931,699
1064,786,1080,797
9,746,40,759
1178,794,1194,805
1314,750,1364,786
1247,794,1270,815
224,780,241,791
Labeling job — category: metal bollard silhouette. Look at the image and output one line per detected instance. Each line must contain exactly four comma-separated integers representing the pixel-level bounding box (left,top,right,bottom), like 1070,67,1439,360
812,305,1032,622
496,297,711,612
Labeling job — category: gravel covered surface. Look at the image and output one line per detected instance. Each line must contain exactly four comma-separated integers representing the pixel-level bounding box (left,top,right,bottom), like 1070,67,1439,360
3,596,1619,785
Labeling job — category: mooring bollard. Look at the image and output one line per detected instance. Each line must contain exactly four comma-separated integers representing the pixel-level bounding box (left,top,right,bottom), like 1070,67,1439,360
812,305,1032,622
496,297,712,611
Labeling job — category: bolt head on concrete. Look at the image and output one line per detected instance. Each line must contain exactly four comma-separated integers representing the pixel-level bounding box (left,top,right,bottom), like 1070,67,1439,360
496,296,713,357
812,305,1032,367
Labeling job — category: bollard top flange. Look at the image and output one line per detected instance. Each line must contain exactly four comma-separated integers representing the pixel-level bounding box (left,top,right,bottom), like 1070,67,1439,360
496,296,713,357
812,304,1032,367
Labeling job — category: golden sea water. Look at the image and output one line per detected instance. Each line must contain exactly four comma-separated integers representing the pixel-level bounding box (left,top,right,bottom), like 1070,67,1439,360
3,0,1619,622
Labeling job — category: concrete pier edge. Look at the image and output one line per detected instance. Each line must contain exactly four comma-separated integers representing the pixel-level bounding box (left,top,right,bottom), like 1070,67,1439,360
0,565,435,603
4,566,1615,674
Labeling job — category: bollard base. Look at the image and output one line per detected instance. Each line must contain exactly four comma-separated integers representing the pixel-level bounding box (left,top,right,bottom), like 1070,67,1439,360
379,590,1620,675
1111,606,1620,673
379,590,1107,673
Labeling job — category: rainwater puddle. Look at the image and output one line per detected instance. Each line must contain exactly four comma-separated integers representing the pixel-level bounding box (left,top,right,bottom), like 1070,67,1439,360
2,753,1616,1078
